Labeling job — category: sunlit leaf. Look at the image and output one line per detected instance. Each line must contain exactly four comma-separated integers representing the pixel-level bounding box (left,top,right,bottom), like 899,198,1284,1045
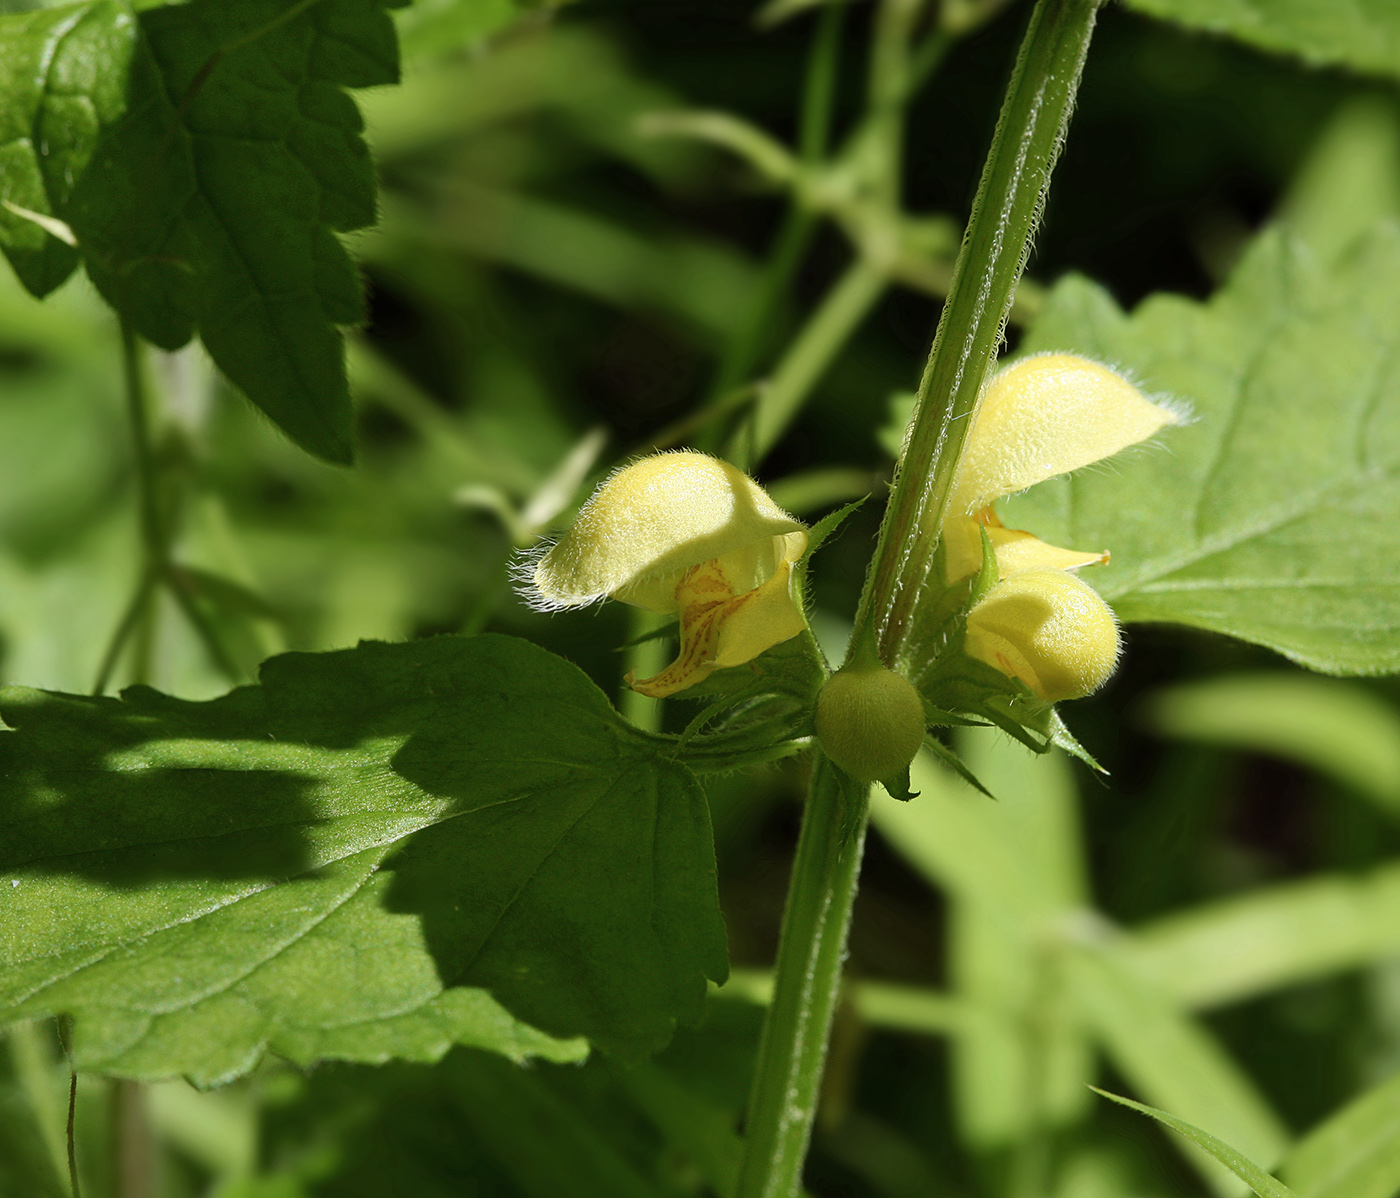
1120,0,1400,82
1006,222,1400,675
1092,1088,1297,1198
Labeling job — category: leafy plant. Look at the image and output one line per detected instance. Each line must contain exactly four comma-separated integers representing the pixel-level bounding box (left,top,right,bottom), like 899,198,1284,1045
2,0,1399,1197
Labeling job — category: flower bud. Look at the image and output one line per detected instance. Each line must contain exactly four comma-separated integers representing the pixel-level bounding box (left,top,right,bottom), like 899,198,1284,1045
963,569,1120,702
815,664,927,782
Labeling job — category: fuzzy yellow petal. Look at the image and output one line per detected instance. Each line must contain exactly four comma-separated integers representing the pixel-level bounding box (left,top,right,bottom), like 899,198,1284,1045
533,451,804,611
964,569,1120,702
949,354,1182,515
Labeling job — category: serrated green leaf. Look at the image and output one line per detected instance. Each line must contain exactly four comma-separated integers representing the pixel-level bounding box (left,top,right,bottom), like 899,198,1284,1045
1282,1070,1400,1198
1119,0,1400,82
0,635,730,1082
1091,1088,1297,1198
0,0,404,464
1004,223,1400,676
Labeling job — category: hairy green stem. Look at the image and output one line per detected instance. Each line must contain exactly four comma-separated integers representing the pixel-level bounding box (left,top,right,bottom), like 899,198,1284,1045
735,761,868,1198
734,5,1102,1195
852,0,1101,665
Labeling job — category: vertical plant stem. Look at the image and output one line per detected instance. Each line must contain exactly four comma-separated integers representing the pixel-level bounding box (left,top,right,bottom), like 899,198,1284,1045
851,0,1101,663
701,0,844,458
95,322,165,693
735,761,868,1198
8,1022,71,1194
736,6,1102,1197
110,1080,154,1198
735,257,887,470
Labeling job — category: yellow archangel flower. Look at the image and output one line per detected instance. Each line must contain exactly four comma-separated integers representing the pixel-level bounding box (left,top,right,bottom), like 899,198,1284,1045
943,353,1183,702
529,452,809,698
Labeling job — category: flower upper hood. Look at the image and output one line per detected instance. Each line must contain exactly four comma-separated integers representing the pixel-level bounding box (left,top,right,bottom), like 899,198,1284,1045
530,451,809,697
943,353,1182,586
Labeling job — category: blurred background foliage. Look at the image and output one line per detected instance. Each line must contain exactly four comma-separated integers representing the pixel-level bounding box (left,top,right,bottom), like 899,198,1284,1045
3,0,1400,1195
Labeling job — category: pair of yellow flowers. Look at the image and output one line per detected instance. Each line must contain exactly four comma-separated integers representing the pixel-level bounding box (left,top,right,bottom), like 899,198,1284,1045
530,353,1180,730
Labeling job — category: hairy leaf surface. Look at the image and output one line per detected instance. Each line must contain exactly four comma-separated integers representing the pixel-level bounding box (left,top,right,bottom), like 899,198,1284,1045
0,636,728,1083
1006,223,1400,675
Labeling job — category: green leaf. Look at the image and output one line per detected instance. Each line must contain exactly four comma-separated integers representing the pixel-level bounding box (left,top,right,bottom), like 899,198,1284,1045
1005,222,1400,675
0,0,404,464
873,733,1093,1148
1145,672,1400,817
1282,1070,1400,1198
0,635,730,1082
1091,1088,1298,1198
0,2,128,297
1071,951,1289,1195
1119,862,1400,1010
1119,0,1400,82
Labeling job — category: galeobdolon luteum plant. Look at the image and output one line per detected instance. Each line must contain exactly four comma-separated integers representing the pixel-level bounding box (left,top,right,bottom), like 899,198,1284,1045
529,353,1179,789
10,0,1400,1194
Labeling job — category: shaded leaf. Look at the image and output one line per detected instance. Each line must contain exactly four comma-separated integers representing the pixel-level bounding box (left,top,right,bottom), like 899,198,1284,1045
0,635,729,1082
0,0,405,463
447,1052,665,1198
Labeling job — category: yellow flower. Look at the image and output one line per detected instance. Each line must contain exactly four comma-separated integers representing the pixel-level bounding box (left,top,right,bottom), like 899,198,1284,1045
943,354,1182,700
529,451,809,697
